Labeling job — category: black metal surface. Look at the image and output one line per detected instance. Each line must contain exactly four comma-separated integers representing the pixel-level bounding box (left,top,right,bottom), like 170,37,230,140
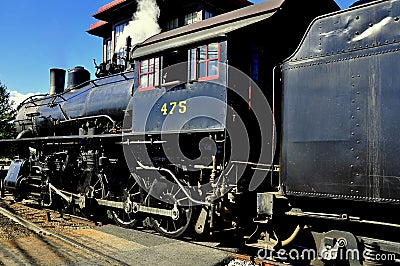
15,71,134,136
67,66,91,89
131,80,227,134
49,68,66,95
281,0,400,203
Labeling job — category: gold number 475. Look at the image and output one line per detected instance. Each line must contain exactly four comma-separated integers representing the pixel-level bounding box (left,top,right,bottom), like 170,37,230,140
161,101,187,115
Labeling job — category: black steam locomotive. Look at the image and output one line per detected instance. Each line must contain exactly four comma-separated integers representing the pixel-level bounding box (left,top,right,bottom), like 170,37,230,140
1,0,400,264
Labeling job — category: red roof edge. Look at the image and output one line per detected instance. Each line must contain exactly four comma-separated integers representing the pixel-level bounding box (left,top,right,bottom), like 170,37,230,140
87,20,108,32
93,0,127,16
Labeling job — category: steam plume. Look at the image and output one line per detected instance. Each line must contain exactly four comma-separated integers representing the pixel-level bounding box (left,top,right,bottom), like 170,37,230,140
115,0,161,52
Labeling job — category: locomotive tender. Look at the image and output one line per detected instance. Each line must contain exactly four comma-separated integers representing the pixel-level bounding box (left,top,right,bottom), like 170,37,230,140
1,0,400,264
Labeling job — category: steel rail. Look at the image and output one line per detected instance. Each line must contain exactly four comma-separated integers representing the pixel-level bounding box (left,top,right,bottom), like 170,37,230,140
0,206,129,266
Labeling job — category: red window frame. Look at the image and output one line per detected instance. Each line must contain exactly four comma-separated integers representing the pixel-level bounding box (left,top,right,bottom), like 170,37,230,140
189,42,220,81
138,57,160,91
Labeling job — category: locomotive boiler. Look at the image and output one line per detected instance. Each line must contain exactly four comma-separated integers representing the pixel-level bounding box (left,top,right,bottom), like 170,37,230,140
1,0,400,265
15,66,133,138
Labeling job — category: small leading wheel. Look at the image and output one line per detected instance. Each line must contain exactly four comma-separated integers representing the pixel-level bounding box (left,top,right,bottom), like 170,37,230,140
110,174,144,228
151,183,193,238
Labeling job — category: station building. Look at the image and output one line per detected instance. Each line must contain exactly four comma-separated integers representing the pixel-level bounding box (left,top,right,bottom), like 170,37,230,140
86,0,253,65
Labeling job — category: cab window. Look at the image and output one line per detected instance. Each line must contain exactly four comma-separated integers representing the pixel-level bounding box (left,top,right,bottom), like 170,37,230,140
189,42,220,81
138,57,160,91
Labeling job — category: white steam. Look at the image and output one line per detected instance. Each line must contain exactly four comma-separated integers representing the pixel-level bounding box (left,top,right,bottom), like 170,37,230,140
115,0,161,51
10,90,41,108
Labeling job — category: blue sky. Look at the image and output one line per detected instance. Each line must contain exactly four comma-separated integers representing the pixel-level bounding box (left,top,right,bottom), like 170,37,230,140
0,0,354,104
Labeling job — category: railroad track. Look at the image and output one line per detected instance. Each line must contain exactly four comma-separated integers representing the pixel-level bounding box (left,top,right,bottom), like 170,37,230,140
0,195,284,266
0,196,129,265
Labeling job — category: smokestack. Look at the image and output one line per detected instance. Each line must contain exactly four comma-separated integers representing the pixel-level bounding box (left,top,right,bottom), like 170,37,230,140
50,68,66,95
